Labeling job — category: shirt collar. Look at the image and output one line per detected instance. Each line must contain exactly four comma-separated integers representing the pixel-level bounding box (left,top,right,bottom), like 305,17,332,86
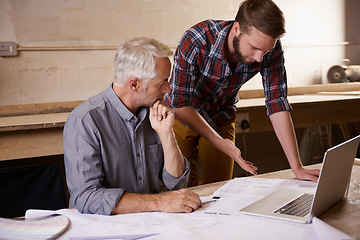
209,22,233,62
105,84,147,124
204,22,233,77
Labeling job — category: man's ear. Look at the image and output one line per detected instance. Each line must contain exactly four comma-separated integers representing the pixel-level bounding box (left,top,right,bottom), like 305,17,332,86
129,77,141,91
233,22,241,37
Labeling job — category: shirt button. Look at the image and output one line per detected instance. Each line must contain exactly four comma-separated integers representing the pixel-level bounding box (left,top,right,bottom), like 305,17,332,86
138,176,142,181
136,153,140,157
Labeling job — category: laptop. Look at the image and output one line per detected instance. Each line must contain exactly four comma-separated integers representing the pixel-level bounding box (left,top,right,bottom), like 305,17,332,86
239,135,360,224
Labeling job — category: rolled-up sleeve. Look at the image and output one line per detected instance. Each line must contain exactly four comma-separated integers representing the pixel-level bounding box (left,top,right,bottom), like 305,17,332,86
162,158,190,190
261,40,292,116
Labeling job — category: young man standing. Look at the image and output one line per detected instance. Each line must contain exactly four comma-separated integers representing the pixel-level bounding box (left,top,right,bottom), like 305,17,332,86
165,0,320,186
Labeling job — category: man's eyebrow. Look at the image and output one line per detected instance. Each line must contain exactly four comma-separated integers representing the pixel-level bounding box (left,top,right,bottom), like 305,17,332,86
250,43,258,49
250,43,263,51
250,43,272,53
157,79,168,85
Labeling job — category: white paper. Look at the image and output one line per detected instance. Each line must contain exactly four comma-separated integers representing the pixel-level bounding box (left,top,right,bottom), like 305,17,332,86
213,177,316,198
192,178,316,217
25,208,319,240
24,178,351,240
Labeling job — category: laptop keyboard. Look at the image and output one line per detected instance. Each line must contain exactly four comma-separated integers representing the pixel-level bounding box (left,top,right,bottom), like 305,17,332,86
274,193,314,217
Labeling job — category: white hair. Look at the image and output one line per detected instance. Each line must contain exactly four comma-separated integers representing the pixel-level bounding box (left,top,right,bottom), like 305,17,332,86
113,37,173,88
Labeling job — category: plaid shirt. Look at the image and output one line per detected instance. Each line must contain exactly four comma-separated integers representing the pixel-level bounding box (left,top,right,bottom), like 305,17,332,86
164,19,292,128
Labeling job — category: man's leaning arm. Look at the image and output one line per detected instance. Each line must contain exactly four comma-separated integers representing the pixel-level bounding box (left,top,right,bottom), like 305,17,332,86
111,189,202,214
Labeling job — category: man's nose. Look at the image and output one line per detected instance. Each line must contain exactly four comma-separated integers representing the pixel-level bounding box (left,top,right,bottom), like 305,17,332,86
254,51,264,63
163,81,171,93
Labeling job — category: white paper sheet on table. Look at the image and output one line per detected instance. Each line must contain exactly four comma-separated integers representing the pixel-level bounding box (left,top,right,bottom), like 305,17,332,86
213,177,317,197
24,178,353,240
194,177,317,217
25,208,353,240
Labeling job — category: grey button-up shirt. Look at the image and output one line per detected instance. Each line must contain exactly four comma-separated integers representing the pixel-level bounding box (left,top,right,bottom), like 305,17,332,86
63,85,190,215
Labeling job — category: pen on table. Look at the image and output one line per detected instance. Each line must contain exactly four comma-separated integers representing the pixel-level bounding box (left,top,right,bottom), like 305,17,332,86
201,196,221,204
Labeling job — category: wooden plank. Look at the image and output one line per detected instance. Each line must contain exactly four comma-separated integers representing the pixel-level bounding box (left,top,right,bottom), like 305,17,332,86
0,112,70,132
0,101,83,117
239,82,360,99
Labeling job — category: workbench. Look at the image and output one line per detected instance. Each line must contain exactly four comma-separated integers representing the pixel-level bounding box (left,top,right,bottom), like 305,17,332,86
1,83,360,161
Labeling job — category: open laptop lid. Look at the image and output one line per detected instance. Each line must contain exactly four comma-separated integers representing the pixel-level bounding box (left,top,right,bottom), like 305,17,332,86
309,135,360,219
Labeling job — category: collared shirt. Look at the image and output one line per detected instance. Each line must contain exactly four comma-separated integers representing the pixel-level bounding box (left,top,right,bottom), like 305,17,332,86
164,19,292,129
63,85,190,215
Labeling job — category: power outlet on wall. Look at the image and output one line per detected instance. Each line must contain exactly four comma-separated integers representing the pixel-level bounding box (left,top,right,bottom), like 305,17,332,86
0,42,18,57
235,112,249,134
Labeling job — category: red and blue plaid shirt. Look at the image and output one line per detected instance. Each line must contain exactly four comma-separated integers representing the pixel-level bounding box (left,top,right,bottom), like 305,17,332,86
164,19,292,128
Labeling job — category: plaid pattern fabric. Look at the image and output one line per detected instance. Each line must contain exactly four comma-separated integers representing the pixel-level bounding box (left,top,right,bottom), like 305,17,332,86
164,19,292,128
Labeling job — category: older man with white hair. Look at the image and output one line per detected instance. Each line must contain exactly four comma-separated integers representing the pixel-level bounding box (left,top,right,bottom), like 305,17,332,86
63,37,201,215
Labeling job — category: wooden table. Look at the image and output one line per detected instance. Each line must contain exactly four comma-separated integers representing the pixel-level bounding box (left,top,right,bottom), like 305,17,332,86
189,161,360,239
1,83,360,161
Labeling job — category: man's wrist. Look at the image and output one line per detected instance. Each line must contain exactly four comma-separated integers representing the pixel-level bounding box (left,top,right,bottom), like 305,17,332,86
291,164,304,175
113,193,162,214
157,131,176,144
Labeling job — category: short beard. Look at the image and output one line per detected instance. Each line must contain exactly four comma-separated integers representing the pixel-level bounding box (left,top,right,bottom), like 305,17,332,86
233,34,251,65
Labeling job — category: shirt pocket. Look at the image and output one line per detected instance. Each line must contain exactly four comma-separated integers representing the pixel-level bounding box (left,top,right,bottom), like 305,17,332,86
145,143,164,175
